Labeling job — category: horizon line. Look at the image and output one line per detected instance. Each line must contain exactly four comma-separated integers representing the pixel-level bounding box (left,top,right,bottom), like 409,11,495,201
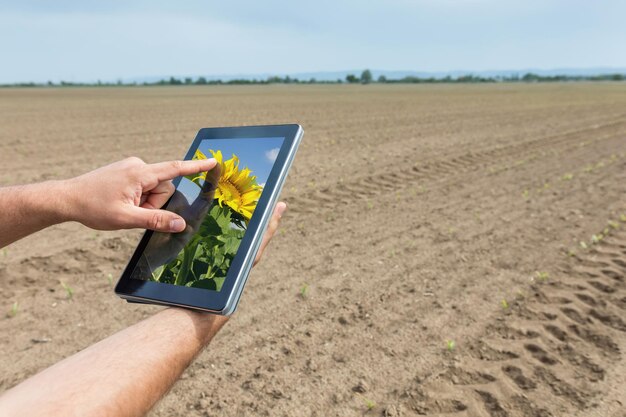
3,66,626,85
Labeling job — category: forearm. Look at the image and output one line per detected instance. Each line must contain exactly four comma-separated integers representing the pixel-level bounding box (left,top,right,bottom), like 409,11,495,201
0,308,228,417
0,181,71,248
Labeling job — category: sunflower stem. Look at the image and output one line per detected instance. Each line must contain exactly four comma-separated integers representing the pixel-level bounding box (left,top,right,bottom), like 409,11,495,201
174,245,194,286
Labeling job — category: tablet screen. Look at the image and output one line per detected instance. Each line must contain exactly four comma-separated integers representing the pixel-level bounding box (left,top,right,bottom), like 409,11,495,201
130,137,284,291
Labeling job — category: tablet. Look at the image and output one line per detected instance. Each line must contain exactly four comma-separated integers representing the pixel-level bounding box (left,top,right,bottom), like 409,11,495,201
115,124,303,315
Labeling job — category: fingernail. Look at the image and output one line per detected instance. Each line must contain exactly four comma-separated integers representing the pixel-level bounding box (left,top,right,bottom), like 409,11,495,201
277,203,287,218
170,218,185,232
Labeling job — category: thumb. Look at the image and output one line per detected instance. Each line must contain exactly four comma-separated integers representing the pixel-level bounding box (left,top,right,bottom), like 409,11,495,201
126,207,187,233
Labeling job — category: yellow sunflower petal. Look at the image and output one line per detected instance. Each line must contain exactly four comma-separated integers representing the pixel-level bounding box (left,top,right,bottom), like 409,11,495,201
193,149,207,160
199,150,264,221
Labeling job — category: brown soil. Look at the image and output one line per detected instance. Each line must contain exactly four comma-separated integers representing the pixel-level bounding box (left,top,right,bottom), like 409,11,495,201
1,84,625,416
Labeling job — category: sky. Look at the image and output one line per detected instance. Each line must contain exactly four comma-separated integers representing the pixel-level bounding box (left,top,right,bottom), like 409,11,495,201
0,1,625,83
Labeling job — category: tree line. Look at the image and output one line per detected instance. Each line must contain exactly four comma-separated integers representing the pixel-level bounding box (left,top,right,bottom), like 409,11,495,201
2,69,625,87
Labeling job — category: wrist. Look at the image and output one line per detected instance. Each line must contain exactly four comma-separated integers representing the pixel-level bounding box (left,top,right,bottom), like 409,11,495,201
45,179,78,224
192,311,230,346
166,308,229,346
18,180,75,227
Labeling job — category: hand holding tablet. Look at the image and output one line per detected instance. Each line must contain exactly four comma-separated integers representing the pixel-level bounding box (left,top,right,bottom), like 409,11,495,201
116,124,304,315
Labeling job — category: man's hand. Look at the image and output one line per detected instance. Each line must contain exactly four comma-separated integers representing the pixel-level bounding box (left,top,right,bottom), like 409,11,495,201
255,201,287,266
62,157,217,233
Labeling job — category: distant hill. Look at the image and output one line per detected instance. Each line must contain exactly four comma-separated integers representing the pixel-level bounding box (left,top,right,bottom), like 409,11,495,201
125,67,626,84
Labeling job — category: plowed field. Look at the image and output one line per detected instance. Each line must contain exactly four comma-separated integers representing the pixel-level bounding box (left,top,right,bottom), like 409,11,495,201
1,84,625,416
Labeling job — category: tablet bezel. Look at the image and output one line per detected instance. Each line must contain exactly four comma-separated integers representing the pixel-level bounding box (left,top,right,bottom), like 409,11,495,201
115,124,302,313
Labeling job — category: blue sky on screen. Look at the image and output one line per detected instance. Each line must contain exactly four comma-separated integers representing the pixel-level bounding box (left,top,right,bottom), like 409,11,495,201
176,137,284,204
0,1,624,83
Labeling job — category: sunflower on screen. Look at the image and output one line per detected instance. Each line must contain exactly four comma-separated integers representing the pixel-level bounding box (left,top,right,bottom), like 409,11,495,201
189,149,263,225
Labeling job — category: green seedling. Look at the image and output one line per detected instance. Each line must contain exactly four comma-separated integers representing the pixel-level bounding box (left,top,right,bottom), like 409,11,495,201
1,248,7,258
583,165,594,173
7,301,18,318
535,271,549,282
561,173,573,181
591,234,602,244
501,299,509,309
621,214,626,223
446,340,456,352
60,281,74,300
567,249,576,257
580,241,588,249
366,201,373,210
299,283,309,299
522,189,530,199
355,393,376,411
608,220,619,230
107,273,113,286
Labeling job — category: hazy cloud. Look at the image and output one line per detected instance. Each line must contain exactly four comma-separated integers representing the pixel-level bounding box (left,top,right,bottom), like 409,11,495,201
265,148,280,163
